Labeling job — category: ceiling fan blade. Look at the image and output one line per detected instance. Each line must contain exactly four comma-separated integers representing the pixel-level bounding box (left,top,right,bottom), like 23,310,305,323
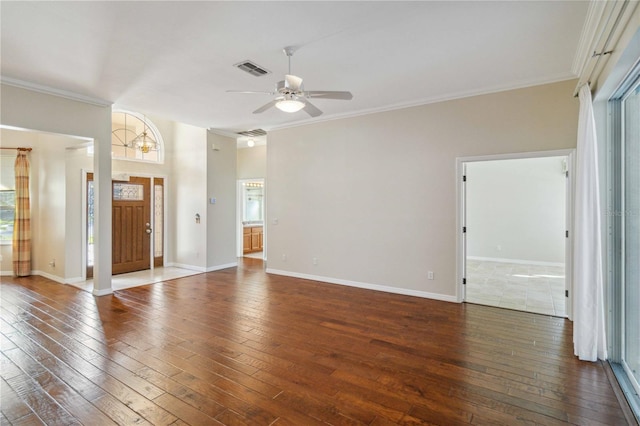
285,74,303,91
253,100,279,114
305,91,353,100
227,90,274,95
303,100,323,117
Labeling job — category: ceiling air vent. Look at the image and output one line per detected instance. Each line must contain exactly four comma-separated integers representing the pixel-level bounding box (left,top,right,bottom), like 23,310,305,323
237,129,267,137
234,60,271,77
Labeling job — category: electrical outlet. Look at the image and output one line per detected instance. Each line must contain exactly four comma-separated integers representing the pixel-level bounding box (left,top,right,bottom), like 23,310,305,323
282,254,287,261
313,257,318,265
428,271,434,280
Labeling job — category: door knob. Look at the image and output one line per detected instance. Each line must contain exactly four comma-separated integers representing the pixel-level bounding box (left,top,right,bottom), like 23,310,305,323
146,229,152,234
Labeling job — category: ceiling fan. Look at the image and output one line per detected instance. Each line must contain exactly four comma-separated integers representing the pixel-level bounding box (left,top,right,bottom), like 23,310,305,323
228,46,353,117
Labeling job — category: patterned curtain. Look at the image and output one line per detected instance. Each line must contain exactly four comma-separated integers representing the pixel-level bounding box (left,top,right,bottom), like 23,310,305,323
12,151,31,277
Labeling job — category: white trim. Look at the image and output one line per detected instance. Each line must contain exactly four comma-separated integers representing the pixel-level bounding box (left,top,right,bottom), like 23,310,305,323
265,75,577,133
165,262,207,273
1,77,112,107
572,1,609,76
456,149,576,310
457,149,576,164
92,287,113,296
456,160,466,303
266,268,458,303
237,178,266,258
30,270,65,284
0,270,82,284
65,276,85,285
206,262,238,272
572,1,638,96
467,256,565,268
81,169,88,282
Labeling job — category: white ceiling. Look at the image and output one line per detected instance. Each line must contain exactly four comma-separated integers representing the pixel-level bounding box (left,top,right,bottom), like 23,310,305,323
1,1,589,136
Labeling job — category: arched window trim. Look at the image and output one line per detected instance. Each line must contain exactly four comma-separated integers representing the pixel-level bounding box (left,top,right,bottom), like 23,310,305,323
112,110,165,164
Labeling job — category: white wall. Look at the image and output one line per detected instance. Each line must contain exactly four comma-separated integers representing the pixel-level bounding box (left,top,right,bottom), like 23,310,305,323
171,123,208,270
466,156,567,264
3,114,234,279
0,129,85,282
267,79,579,301
207,132,237,269
237,145,266,179
34,134,70,280
0,83,113,294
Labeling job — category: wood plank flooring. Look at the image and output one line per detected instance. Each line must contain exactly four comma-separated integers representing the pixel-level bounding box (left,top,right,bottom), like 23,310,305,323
0,258,631,425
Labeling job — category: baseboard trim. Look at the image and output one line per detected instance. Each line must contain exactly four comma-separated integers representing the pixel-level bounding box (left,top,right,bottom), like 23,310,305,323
31,270,66,284
65,276,85,285
206,262,238,272
166,262,207,272
265,268,458,303
92,287,113,296
467,256,564,267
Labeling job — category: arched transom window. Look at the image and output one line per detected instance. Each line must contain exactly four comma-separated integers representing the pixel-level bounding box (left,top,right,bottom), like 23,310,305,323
112,111,163,163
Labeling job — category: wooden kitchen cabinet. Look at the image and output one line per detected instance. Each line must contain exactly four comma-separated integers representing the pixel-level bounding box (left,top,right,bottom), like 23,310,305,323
244,226,263,253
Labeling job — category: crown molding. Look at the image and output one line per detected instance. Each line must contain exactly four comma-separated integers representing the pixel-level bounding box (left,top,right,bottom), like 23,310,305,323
1,76,112,107
572,1,609,77
267,73,578,133
571,0,638,95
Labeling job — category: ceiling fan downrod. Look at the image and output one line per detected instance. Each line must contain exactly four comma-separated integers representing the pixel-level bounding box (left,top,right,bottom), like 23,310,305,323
283,46,297,75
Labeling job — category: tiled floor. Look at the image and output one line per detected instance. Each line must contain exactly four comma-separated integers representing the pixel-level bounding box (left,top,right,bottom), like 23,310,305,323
244,251,264,259
69,266,203,293
465,259,566,317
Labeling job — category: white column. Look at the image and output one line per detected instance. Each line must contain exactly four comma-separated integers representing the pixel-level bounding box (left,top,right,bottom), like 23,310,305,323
92,114,113,296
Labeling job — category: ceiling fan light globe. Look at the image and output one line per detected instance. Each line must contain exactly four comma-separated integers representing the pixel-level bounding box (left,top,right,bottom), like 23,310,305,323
276,99,305,113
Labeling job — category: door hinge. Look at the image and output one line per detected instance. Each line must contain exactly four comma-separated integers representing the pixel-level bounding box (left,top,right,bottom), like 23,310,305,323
566,171,569,178
565,230,569,238
463,278,467,285
565,290,569,298
463,175,467,182
463,227,467,233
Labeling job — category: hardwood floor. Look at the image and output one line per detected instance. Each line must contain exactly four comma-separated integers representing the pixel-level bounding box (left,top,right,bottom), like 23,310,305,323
0,258,631,425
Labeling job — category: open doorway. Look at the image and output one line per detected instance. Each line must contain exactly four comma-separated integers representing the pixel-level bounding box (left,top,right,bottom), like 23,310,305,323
459,151,573,317
238,179,265,260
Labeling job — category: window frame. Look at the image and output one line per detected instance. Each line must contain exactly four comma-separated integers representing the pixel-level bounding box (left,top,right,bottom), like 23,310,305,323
111,110,165,164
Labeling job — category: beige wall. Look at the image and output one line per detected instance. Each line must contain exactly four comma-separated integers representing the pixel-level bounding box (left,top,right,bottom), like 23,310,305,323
0,129,93,282
2,110,237,280
0,83,114,293
207,132,238,269
171,123,208,270
266,79,579,300
237,145,266,180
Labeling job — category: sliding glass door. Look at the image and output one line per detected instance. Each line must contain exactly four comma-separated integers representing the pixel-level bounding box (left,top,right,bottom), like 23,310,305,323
623,80,640,395
609,64,640,420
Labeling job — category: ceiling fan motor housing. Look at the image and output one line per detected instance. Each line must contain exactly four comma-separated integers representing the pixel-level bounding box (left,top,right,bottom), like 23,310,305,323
276,79,303,95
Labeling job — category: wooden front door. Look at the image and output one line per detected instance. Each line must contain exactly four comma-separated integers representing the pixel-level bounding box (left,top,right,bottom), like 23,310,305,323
112,177,151,275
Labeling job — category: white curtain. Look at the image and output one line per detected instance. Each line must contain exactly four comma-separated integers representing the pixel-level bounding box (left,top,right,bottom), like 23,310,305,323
573,84,607,361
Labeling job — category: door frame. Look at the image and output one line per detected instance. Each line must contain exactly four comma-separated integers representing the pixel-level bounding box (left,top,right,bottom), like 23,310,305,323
455,149,575,318
82,171,168,280
236,178,266,259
